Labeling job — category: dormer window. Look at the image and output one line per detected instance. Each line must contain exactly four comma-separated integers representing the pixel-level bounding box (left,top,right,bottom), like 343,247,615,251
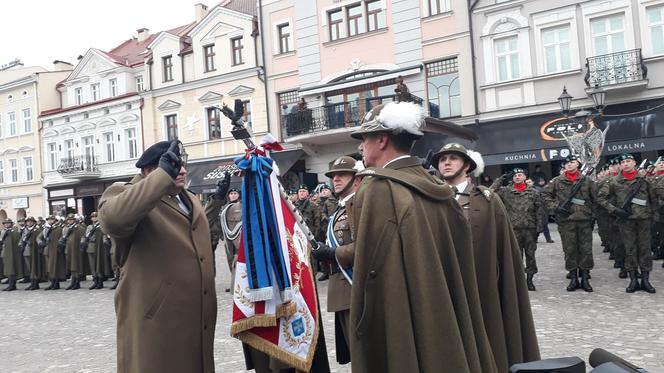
110,79,118,97
163,56,173,82
75,88,83,105
204,45,216,72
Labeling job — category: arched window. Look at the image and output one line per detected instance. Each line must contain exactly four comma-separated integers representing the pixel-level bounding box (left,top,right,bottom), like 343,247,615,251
426,58,460,118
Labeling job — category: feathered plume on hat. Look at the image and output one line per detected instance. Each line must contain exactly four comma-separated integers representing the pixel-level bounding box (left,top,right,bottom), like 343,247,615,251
376,102,424,137
353,160,365,173
467,150,485,178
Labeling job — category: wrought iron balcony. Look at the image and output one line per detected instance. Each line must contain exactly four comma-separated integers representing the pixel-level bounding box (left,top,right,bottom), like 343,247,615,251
584,49,648,88
56,155,101,179
281,94,424,139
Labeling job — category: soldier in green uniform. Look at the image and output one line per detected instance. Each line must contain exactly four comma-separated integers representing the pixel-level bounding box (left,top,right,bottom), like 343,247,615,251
16,217,32,284
652,157,664,265
22,216,44,290
204,173,232,281
42,215,66,290
598,153,657,293
315,184,337,282
294,184,323,240
312,156,362,365
606,158,627,275
595,165,612,254
287,189,298,204
1,219,23,291
81,212,105,289
543,155,596,292
491,168,543,291
62,213,86,290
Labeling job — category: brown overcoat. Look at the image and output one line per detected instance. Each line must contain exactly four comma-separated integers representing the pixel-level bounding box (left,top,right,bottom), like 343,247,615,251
1,228,22,277
99,168,217,373
459,183,541,372
349,157,497,373
44,224,66,280
65,223,86,274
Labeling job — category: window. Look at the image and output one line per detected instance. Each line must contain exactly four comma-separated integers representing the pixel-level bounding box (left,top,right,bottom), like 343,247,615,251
278,90,299,122
165,114,178,141
495,36,520,81
82,135,95,162
647,6,664,55
64,139,75,159
278,23,292,54
590,14,625,56
163,56,173,82
8,112,16,136
426,58,461,118
47,142,58,170
0,161,3,184
9,159,18,183
206,107,221,140
91,83,100,101
109,79,118,97
75,88,83,105
103,132,115,162
232,37,244,66
135,76,144,92
23,157,33,182
329,9,343,41
427,0,449,17
366,0,385,31
242,100,252,128
22,108,31,133
347,4,365,37
126,128,138,158
204,45,216,72
542,25,572,73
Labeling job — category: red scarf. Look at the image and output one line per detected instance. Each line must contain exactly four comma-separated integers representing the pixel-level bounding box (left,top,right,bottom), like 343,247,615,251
565,170,580,182
658,170,664,176
622,169,638,181
514,182,527,192
611,172,619,176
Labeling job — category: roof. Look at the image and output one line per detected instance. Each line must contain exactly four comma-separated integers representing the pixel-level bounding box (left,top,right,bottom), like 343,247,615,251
40,92,138,117
220,0,256,16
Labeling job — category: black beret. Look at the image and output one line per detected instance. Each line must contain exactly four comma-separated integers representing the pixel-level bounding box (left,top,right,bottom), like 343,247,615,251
135,141,171,168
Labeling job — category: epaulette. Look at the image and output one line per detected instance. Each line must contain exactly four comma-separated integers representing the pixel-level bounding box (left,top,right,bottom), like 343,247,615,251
475,186,493,201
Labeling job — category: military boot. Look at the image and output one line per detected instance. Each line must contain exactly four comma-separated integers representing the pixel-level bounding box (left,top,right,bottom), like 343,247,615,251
53,280,61,290
72,276,80,290
566,271,579,291
110,279,118,290
96,278,104,289
44,279,55,290
25,279,37,291
65,277,76,290
3,276,17,291
640,271,656,294
626,271,639,293
618,267,627,278
526,273,536,291
89,277,98,290
602,244,610,253
613,259,622,268
580,270,593,292
566,269,577,279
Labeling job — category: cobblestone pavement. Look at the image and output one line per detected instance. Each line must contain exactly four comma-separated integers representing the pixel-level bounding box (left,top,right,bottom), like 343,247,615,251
1,225,663,372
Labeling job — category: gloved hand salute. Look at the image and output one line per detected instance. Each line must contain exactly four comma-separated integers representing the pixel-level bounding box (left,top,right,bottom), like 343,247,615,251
159,140,183,179
215,172,231,198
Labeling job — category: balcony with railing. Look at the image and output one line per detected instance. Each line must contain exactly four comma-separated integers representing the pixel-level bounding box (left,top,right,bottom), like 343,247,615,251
584,49,648,90
281,94,427,142
56,155,101,179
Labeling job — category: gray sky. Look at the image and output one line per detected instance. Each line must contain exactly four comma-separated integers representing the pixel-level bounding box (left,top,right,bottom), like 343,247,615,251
0,0,207,69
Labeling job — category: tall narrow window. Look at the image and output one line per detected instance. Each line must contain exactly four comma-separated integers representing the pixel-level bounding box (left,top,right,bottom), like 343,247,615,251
165,114,178,141
104,132,115,162
22,108,31,133
647,6,664,55
495,36,520,81
9,159,18,183
204,45,216,72
47,142,58,170
542,25,572,73
329,10,343,41
207,107,221,139
278,23,292,54
242,100,252,129
347,4,364,37
23,157,33,182
91,83,100,101
109,79,118,97
64,139,75,159
135,76,144,92
126,128,138,159
366,1,385,31
590,14,625,56
8,112,16,136
0,161,4,184
426,58,461,118
75,88,83,105
232,37,244,66
163,56,173,82
428,0,449,16
82,135,95,163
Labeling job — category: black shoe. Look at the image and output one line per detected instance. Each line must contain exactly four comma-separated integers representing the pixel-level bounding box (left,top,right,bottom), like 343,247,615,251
546,239,555,243
3,277,17,291
110,280,118,290
640,271,656,294
53,281,60,290
603,246,610,253
317,273,329,281
25,279,38,291
619,268,627,278
89,277,98,290
613,260,622,268
626,271,639,293
65,278,76,290
44,280,55,291
96,280,104,289
580,270,593,292
566,271,579,291
72,277,80,290
526,273,536,291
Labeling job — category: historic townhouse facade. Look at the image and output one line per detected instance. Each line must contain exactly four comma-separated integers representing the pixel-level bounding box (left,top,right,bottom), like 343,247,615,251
141,0,268,194
470,0,664,176
259,0,476,185
0,63,71,220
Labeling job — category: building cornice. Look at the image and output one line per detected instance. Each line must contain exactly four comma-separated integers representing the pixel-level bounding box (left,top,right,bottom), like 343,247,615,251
142,67,261,98
39,93,141,119
0,74,37,92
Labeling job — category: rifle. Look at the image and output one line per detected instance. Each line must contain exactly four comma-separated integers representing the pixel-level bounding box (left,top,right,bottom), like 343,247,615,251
421,149,434,170
615,175,647,224
57,225,76,254
556,166,595,218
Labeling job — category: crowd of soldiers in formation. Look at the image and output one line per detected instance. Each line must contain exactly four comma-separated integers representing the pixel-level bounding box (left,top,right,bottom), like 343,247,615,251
0,213,119,292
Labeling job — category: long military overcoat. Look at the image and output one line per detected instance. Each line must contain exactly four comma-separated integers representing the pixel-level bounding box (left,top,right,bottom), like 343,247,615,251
44,224,66,280
349,157,497,373
1,228,23,277
99,168,217,373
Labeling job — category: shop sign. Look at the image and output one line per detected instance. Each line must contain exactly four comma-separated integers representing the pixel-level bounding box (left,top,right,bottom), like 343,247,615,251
12,197,28,209
540,117,594,141
203,163,239,181
50,188,74,198
76,184,104,196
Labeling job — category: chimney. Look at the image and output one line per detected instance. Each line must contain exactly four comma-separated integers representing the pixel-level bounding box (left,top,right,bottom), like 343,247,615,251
52,60,73,71
195,3,209,22
137,28,150,42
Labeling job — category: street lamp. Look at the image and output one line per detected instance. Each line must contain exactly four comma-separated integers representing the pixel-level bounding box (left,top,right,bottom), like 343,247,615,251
589,87,606,115
558,86,573,116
